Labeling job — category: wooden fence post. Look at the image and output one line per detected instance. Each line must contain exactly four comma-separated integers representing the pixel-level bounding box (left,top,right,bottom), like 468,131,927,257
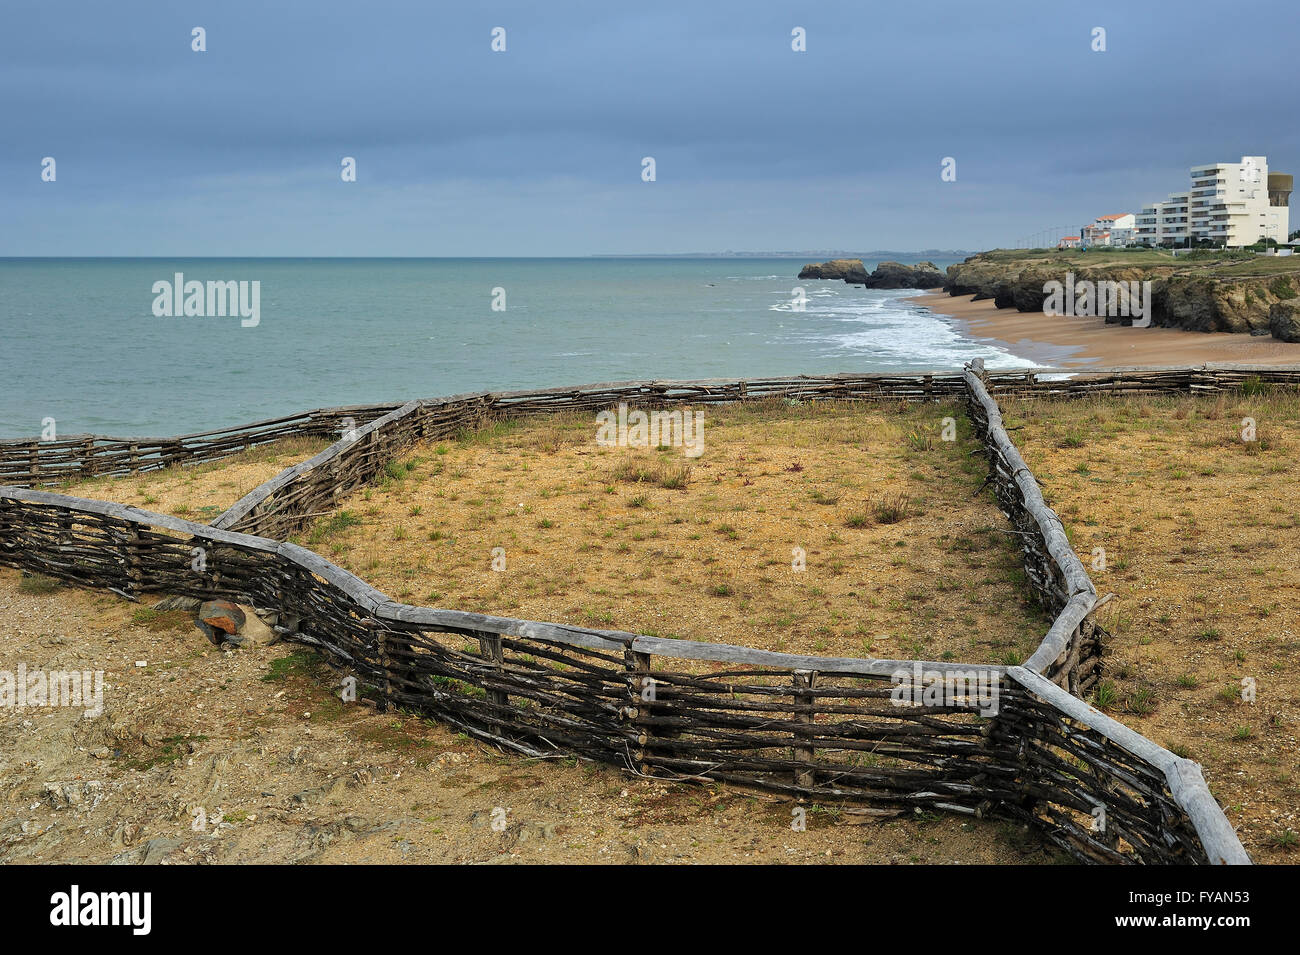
1064,623,1083,696
477,631,508,736
625,649,653,776
124,524,143,596
793,669,817,790
375,624,393,711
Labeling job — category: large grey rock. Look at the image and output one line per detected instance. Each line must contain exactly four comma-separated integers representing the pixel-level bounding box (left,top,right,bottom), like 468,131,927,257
199,599,245,634
864,260,946,289
798,258,869,282
798,259,944,289
1270,299,1300,342
43,780,104,810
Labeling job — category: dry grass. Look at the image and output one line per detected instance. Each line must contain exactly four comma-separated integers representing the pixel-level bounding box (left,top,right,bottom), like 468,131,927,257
48,436,332,521
1001,386,1300,863
302,399,1048,666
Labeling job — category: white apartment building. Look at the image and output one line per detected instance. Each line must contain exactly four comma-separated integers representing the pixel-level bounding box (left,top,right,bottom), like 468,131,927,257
1133,195,1189,246
1135,156,1291,247
1134,205,1159,245
1158,193,1190,245
1081,213,1136,246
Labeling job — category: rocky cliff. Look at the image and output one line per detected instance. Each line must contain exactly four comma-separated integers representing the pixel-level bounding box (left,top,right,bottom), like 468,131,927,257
943,252,1300,338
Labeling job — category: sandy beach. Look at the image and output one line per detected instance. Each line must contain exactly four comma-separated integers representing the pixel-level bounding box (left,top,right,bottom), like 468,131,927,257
908,291,1300,369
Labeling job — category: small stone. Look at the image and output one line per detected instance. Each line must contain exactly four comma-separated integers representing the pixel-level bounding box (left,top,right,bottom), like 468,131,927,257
140,837,183,865
198,600,246,635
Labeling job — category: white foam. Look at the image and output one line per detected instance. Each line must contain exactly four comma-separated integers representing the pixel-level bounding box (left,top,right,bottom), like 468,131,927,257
771,288,1040,370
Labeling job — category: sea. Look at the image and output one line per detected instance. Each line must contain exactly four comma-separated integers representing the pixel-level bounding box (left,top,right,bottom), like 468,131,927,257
0,257,1035,438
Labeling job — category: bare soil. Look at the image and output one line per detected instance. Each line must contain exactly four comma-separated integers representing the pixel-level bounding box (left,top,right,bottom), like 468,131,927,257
0,568,1053,864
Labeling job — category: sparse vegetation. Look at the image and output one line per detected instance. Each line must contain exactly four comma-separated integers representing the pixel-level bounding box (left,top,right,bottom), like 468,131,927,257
1005,388,1300,863
299,400,1044,665
18,572,62,595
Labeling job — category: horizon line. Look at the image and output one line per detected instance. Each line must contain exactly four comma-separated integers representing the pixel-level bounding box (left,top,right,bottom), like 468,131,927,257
0,251,978,260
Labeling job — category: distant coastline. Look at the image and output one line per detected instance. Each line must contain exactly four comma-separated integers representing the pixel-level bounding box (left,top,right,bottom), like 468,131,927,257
591,250,977,259
790,248,1300,367
908,291,1300,369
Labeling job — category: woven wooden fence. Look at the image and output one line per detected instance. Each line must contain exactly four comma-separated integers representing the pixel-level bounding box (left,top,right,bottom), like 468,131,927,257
981,364,1300,401
964,360,1108,695
0,366,1263,865
0,402,404,488
211,395,496,540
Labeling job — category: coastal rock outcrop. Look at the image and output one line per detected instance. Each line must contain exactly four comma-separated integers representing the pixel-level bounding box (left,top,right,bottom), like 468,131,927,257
943,258,1012,300
864,261,946,289
798,258,870,282
943,251,1300,336
798,259,944,289
1270,299,1300,342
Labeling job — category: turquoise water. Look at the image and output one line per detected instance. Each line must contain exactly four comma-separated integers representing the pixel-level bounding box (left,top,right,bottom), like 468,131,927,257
0,257,1031,437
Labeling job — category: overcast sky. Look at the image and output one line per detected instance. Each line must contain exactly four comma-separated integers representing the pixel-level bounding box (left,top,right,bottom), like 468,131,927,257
3,0,1296,255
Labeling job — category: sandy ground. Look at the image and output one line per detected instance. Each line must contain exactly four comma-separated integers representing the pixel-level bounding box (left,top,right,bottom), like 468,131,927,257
0,568,1053,865
908,292,1300,369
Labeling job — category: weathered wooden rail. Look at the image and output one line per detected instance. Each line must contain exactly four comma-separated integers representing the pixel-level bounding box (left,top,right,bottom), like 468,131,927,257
964,360,1108,694
981,364,1300,401
0,402,403,487
0,366,1267,864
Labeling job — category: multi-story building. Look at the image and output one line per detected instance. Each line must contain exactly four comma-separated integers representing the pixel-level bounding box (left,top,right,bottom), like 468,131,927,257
1157,193,1190,246
1133,194,1191,246
1134,204,1160,245
1136,157,1290,247
1102,213,1135,245
1081,213,1136,247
